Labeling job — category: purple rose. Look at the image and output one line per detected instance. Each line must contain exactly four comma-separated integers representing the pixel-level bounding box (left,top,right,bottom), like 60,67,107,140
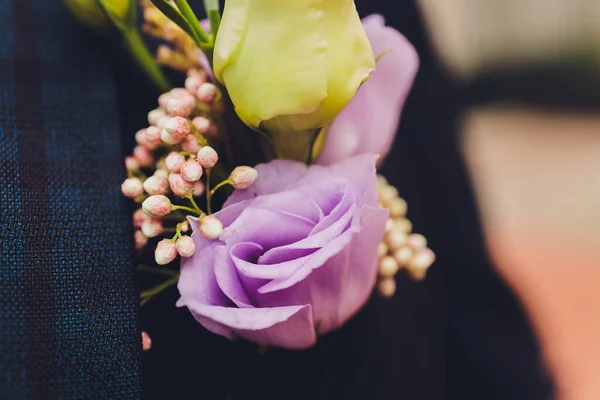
317,15,419,165
176,155,388,349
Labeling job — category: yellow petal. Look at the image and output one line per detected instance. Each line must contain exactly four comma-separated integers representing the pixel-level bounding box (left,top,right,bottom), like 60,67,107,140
214,0,328,128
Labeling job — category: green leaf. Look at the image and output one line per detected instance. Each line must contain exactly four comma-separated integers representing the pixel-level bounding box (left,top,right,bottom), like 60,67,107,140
149,0,200,44
208,7,221,38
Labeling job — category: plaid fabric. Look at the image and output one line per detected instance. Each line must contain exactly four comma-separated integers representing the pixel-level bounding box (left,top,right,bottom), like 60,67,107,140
0,1,141,398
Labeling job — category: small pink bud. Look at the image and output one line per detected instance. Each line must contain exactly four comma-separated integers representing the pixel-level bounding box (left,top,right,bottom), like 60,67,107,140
169,173,194,198
164,116,191,141
154,169,169,179
155,239,178,265
407,233,427,250
133,146,153,167
378,277,396,298
229,166,258,190
160,128,178,145
180,222,189,233
125,156,139,172
142,195,172,217
165,152,185,173
170,88,189,97
158,93,171,109
135,129,151,148
134,230,148,251
133,209,147,228
166,96,195,118
148,108,166,126
145,126,162,144
191,116,210,134
180,160,203,182
185,75,204,94
192,181,205,197
156,115,169,130
196,82,218,103
197,146,218,168
121,177,144,198
141,219,164,238
199,215,223,239
141,331,152,351
175,236,196,257
181,134,201,153
143,175,169,195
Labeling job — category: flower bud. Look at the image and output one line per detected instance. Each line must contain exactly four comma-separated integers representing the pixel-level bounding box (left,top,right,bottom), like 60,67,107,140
407,233,427,251
125,156,139,172
180,160,203,182
393,246,413,266
169,173,194,198
175,236,196,257
379,256,399,278
142,195,172,217
166,96,195,118
141,331,152,351
133,208,147,228
196,83,218,103
135,129,152,149
155,239,178,265
160,128,178,144
181,134,201,153
390,198,408,218
143,175,169,195
394,218,412,234
154,168,169,179
141,219,164,238
213,0,374,160
121,177,144,198
134,230,148,251
193,181,205,197
386,230,407,251
197,146,219,168
378,277,396,298
165,152,185,173
148,108,166,126
199,216,223,239
185,75,204,94
192,117,211,135
164,116,191,141
156,115,169,130
407,248,435,277
376,242,388,259
133,145,153,167
145,126,162,144
158,93,171,109
180,222,190,233
229,166,258,190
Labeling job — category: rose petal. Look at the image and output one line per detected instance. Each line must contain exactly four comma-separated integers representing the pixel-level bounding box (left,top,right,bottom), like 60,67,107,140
214,245,254,308
222,205,315,249
181,300,316,349
317,15,419,165
255,205,389,333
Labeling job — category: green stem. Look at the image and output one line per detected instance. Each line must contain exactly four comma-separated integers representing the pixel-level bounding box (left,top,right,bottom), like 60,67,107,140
137,265,179,277
172,205,202,215
122,27,171,93
174,0,210,44
140,275,180,306
210,179,230,195
205,168,212,214
188,195,204,215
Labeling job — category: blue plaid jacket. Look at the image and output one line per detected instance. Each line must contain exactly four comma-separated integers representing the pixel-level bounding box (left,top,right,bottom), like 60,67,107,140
0,1,140,398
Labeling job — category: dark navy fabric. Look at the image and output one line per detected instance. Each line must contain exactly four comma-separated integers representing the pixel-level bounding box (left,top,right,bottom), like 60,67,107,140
0,1,141,398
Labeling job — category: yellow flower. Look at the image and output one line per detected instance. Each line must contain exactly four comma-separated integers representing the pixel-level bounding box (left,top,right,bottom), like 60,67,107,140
213,0,375,160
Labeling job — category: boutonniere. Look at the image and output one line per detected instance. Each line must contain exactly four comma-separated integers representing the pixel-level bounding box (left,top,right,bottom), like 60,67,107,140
67,0,434,350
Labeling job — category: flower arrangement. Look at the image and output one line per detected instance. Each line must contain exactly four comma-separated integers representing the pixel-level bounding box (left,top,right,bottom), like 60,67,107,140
67,0,434,351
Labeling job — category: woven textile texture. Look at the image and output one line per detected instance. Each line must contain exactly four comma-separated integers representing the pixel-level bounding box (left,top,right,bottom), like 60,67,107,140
0,1,141,398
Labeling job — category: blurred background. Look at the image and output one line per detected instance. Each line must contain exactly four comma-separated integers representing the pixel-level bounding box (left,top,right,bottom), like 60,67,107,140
416,1,600,399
